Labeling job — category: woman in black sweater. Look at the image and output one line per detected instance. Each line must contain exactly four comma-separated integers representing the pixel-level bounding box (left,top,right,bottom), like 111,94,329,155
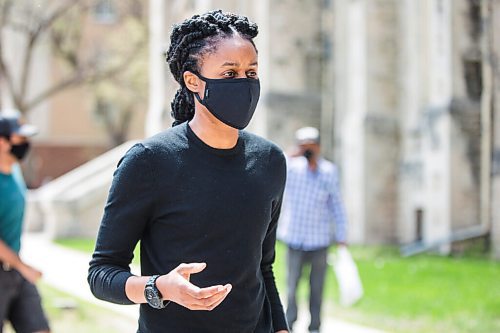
88,10,289,333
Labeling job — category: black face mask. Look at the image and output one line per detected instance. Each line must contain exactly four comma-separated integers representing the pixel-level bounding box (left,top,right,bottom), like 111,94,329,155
10,142,30,161
194,74,260,130
303,149,314,161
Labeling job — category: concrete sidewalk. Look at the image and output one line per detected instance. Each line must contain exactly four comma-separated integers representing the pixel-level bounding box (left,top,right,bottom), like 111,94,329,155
20,232,386,333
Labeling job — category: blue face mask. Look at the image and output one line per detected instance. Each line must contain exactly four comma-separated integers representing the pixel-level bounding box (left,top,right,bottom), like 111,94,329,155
193,74,260,130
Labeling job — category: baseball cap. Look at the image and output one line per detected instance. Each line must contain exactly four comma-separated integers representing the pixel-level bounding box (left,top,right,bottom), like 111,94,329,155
0,109,38,137
295,126,320,144
0,117,12,138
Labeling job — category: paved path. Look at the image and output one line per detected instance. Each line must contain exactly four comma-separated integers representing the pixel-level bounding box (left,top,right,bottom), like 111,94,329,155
20,232,386,333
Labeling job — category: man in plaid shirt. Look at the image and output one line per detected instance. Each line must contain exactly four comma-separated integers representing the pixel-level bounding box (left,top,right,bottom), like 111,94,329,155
278,127,347,333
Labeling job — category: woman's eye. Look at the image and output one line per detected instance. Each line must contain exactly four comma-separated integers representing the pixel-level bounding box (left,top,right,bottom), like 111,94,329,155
222,70,258,78
246,71,258,78
223,71,236,78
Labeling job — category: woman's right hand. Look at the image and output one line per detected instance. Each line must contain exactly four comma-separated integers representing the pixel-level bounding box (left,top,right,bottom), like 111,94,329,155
156,262,232,311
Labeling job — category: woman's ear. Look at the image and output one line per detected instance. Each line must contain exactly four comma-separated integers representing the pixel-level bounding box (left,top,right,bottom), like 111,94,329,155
183,71,201,93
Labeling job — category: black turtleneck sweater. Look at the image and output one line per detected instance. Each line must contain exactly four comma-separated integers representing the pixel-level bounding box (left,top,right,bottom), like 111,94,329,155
88,122,288,333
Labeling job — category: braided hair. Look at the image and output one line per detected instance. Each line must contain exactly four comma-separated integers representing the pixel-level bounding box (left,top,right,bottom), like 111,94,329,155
166,10,259,126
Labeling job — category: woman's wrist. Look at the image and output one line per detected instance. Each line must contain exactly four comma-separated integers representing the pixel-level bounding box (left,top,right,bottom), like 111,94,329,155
125,275,150,304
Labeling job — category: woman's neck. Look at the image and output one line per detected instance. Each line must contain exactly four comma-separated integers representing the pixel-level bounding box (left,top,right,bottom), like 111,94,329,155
188,111,239,149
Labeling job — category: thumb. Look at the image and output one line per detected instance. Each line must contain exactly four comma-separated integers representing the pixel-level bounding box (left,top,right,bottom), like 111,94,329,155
176,262,207,275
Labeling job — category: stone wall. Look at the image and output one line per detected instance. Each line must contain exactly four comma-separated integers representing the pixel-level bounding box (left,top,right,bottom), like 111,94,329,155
449,0,481,231
25,0,500,251
397,0,425,244
264,0,324,149
329,0,493,248
363,0,400,243
489,0,500,259
332,0,400,244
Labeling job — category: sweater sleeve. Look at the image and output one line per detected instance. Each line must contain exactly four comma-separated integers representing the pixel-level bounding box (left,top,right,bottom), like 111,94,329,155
88,143,155,304
261,150,289,332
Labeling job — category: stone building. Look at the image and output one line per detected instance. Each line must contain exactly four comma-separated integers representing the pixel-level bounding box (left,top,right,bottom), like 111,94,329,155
2,0,499,257
311,0,499,257
150,0,500,257
489,0,500,259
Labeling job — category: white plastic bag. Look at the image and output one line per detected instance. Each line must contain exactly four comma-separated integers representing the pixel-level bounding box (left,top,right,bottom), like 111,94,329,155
330,247,363,306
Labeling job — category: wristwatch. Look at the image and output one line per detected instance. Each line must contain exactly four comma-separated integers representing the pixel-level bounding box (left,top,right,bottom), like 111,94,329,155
144,275,169,309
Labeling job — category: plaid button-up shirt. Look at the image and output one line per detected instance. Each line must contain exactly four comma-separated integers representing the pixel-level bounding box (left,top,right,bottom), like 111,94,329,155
278,156,347,250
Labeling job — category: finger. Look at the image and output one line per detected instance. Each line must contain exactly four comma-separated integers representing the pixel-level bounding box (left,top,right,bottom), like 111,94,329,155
206,291,229,310
185,303,213,311
204,284,232,309
186,284,231,308
185,295,226,311
185,285,232,311
176,263,206,275
184,283,226,299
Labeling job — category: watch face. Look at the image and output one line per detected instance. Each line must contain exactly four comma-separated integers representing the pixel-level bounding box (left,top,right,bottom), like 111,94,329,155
144,287,162,309
145,276,166,309
145,288,159,307
145,288,154,300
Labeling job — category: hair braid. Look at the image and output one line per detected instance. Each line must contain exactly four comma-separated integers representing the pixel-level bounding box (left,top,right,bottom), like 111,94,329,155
166,10,258,126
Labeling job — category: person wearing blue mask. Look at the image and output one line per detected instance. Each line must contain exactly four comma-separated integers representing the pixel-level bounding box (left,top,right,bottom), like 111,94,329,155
88,10,289,333
0,112,50,333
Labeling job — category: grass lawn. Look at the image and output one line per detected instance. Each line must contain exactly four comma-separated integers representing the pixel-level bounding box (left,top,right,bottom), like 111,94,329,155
273,243,500,333
4,282,136,333
56,238,500,333
55,238,141,265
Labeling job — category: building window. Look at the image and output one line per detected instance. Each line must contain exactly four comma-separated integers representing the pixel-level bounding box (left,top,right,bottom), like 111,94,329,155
463,59,482,101
415,208,423,242
93,0,117,24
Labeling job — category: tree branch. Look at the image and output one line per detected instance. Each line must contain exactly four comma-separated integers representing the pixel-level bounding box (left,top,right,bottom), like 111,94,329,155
0,0,19,108
50,12,84,69
35,0,82,36
18,34,36,105
0,44,23,110
0,0,13,29
17,0,83,107
24,36,146,111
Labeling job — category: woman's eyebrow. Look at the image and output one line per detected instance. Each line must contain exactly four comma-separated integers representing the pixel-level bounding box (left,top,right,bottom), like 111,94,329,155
221,61,239,67
220,61,258,67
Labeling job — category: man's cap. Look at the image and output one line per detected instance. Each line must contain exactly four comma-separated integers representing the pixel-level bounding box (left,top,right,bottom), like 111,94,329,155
295,126,320,144
0,109,38,137
0,117,12,138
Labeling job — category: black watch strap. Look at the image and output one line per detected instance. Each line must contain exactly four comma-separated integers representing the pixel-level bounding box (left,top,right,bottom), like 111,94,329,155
144,275,169,309
146,275,160,289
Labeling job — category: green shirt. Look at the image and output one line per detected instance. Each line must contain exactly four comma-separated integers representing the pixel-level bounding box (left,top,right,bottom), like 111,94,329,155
0,164,26,254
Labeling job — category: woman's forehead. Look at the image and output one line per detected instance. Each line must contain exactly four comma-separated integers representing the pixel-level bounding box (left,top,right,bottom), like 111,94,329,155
202,36,257,66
